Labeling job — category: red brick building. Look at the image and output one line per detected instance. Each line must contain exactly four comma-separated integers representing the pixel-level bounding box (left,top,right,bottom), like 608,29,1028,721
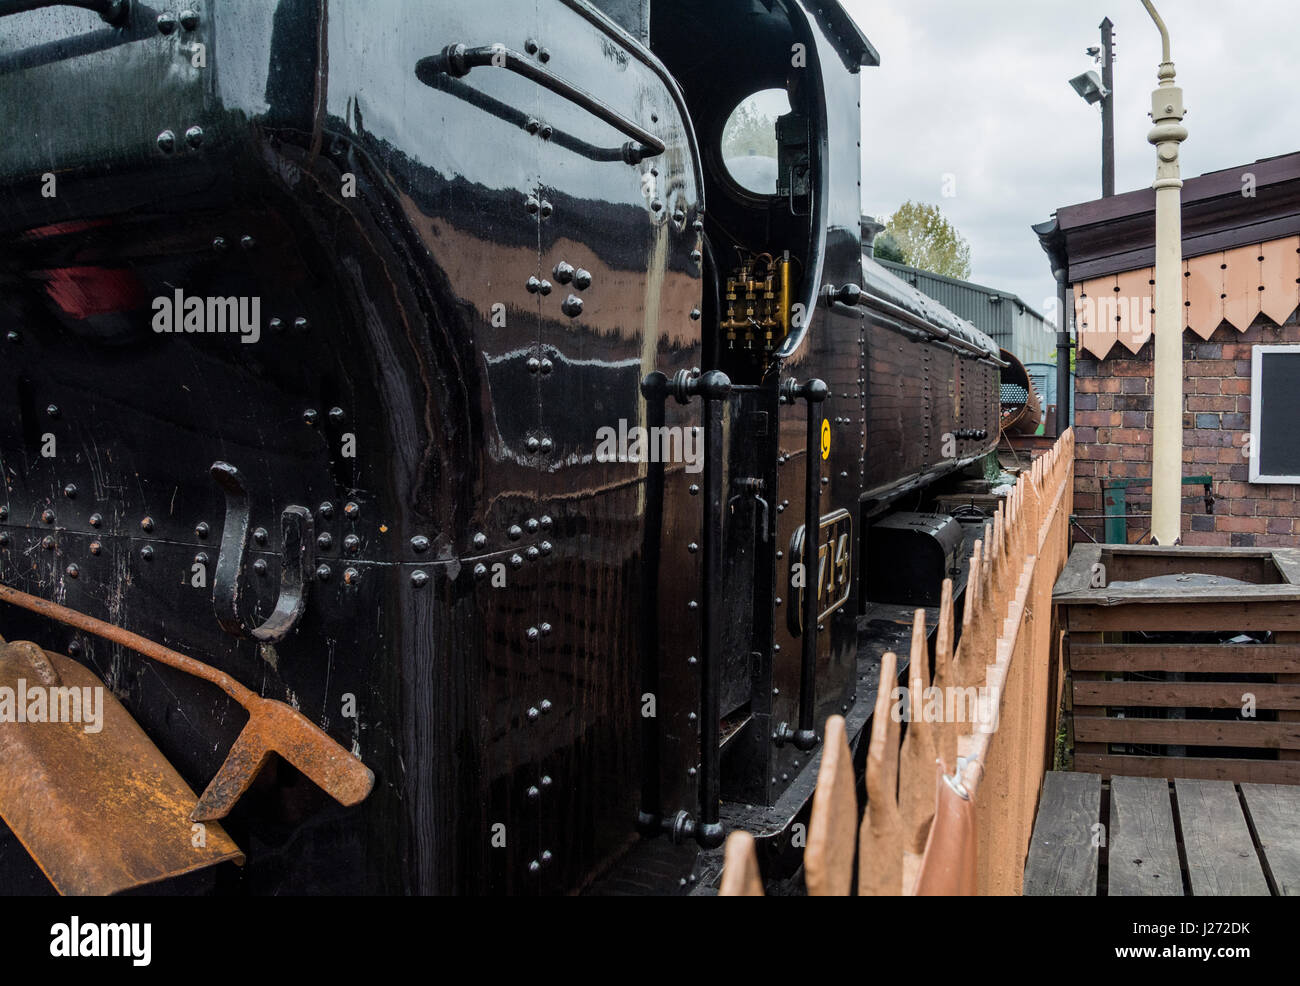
1037,152,1300,545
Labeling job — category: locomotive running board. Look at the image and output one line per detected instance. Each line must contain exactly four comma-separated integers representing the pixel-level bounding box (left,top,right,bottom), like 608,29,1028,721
0,638,245,895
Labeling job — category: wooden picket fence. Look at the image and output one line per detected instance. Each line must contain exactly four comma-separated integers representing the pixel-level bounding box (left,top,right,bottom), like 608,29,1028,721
722,429,1075,896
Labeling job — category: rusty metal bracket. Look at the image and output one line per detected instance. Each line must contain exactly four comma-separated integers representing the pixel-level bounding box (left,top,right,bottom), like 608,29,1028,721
210,460,313,642
0,583,374,821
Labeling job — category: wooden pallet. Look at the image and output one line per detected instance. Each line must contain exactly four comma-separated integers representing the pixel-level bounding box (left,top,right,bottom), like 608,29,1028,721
1024,771,1300,895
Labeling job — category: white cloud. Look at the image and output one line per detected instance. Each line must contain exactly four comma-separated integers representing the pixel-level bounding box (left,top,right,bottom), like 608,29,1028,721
845,0,1300,318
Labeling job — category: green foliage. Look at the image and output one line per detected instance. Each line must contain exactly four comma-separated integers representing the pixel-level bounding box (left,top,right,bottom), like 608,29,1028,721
881,201,973,280
722,103,777,160
872,230,906,264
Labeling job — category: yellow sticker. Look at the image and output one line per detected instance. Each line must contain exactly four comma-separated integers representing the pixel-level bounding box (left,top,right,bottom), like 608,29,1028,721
820,418,831,460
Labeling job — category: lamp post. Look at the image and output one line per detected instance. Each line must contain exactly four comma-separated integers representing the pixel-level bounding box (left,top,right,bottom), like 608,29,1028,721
1069,18,1116,197
1142,0,1188,546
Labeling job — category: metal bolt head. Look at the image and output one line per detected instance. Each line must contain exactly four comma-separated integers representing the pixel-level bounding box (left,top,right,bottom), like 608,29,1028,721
140,516,154,532
509,553,523,569
539,624,551,638
473,563,487,579
303,409,319,426
525,518,539,533
538,48,550,62
539,540,552,556
140,545,154,561
526,546,539,560
157,130,176,153
526,436,540,452
184,126,204,149
524,38,539,54
41,535,55,550
539,515,553,531
410,535,430,553
317,532,333,551
539,200,553,218
46,404,60,418
572,268,592,290
539,358,553,375
343,567,359,585
178,8,198,30
472,532,488,549
343,501,360,519
89,540,101,555
89,513,102,528
316,564,332,581
527,704,540,718
410,570,429,588
63,484,77,499
687,542,698,553
328,407,345,424
253,527,268,545
240,235,256,250
42,509,55,524
508,525,522,541
157,11,178,33
539,437,553,453
195,522,209,539
343,534,361,553
65,564,78,579
253,558,268,575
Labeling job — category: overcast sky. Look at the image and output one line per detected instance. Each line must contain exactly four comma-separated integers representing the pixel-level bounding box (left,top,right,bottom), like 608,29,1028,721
844,0,1300,316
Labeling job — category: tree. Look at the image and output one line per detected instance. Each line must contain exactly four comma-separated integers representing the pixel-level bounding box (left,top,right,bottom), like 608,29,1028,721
722,103,777,160
881,201,972,280
872,230,906,264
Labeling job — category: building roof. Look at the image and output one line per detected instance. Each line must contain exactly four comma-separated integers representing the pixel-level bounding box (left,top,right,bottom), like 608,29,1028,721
875,259,1051,325
1036,151,1300,284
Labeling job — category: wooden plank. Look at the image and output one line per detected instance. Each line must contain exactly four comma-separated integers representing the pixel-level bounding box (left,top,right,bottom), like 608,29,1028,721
1069,643,1300,673
1108,776,1184,896
1023,771,1101,896
1064,601,1300,633
1075,716,1300,750
1076,754,1300,785
1174,779,1270,895
804,715,858,896
1074,680,1300,710
1240,783,1300,895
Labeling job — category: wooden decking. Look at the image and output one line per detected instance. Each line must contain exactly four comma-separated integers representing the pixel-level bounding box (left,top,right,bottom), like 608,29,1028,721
1024,770,1300,895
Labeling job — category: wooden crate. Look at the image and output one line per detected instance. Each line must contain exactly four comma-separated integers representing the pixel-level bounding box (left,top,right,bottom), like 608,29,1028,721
1054,545,1300,785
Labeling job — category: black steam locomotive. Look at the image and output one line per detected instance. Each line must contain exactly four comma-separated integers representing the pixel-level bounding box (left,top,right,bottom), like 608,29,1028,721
0,0,1000,894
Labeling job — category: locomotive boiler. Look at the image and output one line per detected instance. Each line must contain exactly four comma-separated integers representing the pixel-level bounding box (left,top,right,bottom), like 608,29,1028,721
0,0,1001,894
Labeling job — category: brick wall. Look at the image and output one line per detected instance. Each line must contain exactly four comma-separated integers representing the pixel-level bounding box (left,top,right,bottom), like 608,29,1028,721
1072,312,1300,545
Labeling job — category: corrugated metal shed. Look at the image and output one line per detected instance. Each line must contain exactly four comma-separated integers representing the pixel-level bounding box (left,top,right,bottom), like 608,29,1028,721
876,259,1055,363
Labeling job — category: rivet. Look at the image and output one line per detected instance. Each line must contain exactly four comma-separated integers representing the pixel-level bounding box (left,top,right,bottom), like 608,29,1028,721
88,540,101,555
688,600,698,610
194,551,209,565
0,506,6,520
46,404,60,418
526,357,541,374
212,236,227,252
540,697,552,711
240,235,256,250
62,484,77,499
525,118,541,135
690,308,701,321
539,358,553,375
178,8,198,30
538,279,552,296
0,533,8,548
539,516,553,530
343,567,359,585
342,534,360,553
41,535,55,550
253,527,268,545
529,860,541,874
294,316,309,331
772,687,780,696
473,563,487,579
688,712,697,723
328,407,345,424
693,218,704,232
687,767,697,777
526,436,540,452
316,564,332,581
690,250,702,265
527,785,540,800
538,48,550,62
410,535,430,553
195,522,209,539
510,553,523,569
65,564,79,579
141,516,154,532
689,484,699,496
526,545,539,560
651,199,663,212
539,437,553,453
269,317,283,332
473,532,488,549
553,261,574,284
89,513,102,528
525,518,539,534
539,124,553,141
525,197,540,215
41,509,55,524
184,125,204,149
343,501,359,519
539,540,552,555
140,545,154,561
539,200,553,219
410,570,429,587
253,558,268,575
775,596,782,606
687,542,698,553
526,275,543,294
527,703,539,717
68,641,81,657
507,524,523,541
673,208,686,223
525,38,539,54
303,409,319,426
157,11,177,33
539,624,551,638
688,656,697,665
572,268,592,290
4,331,18,343
540,775,552,787
317,532,333,551
157,130,176,153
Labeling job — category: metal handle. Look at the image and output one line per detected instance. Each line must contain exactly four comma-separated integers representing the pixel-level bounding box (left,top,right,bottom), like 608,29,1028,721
210,461,314,643
415,43,665,163
0,0,128,23
777,376,828,753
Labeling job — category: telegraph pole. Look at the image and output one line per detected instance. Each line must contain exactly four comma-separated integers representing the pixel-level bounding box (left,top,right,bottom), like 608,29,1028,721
1143,0,1187,545
1100,17,1116,197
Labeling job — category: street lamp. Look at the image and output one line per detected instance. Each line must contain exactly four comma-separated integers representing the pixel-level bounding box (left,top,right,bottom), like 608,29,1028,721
1070,18,1116,197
